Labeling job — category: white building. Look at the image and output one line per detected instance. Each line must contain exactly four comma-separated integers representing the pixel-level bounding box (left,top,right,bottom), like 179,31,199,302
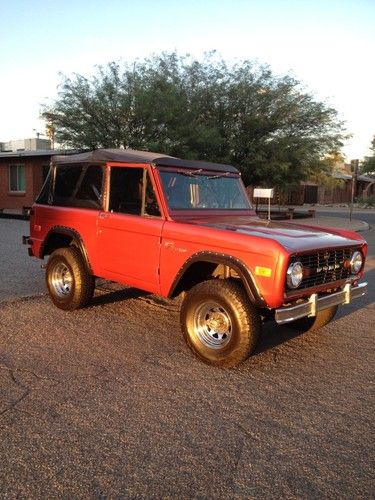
0,138,51,152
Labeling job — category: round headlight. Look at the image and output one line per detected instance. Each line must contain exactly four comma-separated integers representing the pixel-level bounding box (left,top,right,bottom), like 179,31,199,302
287,261,303,289
350,251,363,274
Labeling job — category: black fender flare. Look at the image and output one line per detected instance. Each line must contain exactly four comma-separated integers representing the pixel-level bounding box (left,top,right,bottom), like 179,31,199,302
168,251,266,308
40,226,93,274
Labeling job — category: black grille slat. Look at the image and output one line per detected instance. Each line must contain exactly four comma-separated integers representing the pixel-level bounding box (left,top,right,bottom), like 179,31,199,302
288,248,355,291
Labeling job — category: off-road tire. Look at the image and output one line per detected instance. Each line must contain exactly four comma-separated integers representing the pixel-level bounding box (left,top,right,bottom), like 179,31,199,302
289,305,338,332
46,247,95,311
180,279,261,368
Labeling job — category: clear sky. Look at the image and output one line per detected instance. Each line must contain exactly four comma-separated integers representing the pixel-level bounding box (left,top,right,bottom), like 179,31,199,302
1,0,374,160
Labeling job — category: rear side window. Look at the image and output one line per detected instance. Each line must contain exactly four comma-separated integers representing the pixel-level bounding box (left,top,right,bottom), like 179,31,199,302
51,164,104,209
54,165,83,200
76,165,103,206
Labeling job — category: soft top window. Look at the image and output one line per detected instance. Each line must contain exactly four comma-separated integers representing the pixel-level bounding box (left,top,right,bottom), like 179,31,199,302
36,166,53,204
40,164,104,209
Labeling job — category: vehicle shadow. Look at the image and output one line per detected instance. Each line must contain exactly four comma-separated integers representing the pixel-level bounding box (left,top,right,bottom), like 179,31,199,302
87,268,374,357
90,284,150,307
254,266,374,356
89,280,175,308
254,321,307,356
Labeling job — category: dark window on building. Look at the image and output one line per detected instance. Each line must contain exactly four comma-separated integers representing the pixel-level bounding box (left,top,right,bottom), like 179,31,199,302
109,167,160,216
9,164,26,192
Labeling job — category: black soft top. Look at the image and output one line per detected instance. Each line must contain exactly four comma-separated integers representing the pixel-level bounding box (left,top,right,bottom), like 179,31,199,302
52,148,239,174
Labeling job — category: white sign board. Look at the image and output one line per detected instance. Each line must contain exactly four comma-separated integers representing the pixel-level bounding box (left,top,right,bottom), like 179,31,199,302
253,188,274,199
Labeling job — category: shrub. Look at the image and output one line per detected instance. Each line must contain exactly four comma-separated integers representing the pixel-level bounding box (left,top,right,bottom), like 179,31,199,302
356,195,375,207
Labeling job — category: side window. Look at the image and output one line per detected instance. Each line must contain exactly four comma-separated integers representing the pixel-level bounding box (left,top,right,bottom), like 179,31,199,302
76,165,103,208
53,165,83,205
36,167,53,204
109,167,160,217
42,165,50,182
52,164,103,209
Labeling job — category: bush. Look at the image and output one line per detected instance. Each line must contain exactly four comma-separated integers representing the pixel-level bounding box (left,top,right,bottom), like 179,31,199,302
356,195,375,207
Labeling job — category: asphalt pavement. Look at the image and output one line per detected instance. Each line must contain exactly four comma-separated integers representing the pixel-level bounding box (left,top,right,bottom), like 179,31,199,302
0,219,45,302
258,204,374,232
0,211,374,498
284,215,369,232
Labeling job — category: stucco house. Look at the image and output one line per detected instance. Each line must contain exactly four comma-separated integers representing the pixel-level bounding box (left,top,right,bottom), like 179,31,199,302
0,138,74,212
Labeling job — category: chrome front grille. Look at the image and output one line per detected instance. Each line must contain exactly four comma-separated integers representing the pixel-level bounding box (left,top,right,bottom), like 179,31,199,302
288,248,355,290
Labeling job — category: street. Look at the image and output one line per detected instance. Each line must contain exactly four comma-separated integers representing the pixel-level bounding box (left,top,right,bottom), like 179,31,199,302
301,206,375,228
0,214,374,498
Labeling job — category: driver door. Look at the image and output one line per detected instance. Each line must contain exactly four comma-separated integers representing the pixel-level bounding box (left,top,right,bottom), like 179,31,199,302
97,165,164,293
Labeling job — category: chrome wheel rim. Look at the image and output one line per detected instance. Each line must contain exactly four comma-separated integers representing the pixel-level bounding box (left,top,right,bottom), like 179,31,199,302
193,301,232,349
51,262,73,297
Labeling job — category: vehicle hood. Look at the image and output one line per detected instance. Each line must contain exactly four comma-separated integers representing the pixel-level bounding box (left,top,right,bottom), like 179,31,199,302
180,215,362,253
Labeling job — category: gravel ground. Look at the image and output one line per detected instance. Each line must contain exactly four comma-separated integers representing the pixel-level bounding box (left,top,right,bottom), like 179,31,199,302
0,218,374,498
0,219,45,302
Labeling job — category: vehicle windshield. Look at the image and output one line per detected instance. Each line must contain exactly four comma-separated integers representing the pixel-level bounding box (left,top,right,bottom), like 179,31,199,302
159,170,252,210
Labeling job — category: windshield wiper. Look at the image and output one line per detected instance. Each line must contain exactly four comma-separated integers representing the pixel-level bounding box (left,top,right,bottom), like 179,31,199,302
207,172,231,179
180,169,203,177
178,170,232,179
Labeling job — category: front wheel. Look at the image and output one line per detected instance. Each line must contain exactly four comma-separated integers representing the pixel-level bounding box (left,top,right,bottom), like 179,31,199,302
288,305,338,332
180,280,261,368
46,247,95,311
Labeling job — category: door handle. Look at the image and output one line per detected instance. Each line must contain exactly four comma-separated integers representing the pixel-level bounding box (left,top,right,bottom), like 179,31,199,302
99,212,110,219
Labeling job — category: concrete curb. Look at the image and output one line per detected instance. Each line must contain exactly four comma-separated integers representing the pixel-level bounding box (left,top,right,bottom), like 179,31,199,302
0,212,29,221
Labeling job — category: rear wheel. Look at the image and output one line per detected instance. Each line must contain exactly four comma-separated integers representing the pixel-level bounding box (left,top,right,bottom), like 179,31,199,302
180,280,261,368
46,247,95,310
289,305,338,332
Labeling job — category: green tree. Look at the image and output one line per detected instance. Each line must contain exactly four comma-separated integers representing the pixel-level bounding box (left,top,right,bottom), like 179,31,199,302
361,136,375,174
42,52,346,189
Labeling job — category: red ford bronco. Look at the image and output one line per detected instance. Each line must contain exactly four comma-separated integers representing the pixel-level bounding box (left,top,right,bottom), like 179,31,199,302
24,149,368,367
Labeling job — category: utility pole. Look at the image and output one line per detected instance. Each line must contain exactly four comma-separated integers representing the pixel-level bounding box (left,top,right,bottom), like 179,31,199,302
350,159,359,221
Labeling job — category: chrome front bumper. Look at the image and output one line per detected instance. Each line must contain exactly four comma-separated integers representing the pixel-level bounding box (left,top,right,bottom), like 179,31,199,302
275,282,368,325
